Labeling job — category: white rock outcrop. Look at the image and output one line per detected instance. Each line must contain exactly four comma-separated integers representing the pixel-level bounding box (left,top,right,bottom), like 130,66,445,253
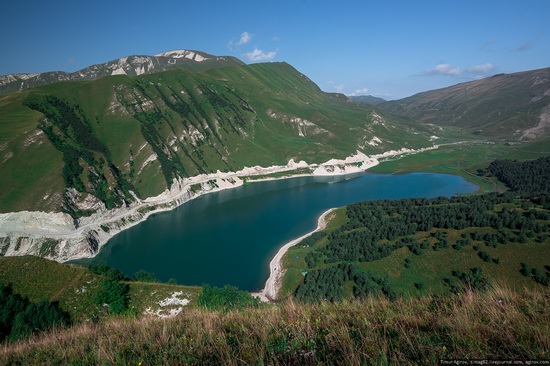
0,146,439,262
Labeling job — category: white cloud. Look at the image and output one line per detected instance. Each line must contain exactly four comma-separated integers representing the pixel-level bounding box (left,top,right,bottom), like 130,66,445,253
467,63,494,74
348,88,370,96
244,48,278,62
238,32,251,45
429,63,462,76
425,62,495,77
228,31,252,50
326,82,344,92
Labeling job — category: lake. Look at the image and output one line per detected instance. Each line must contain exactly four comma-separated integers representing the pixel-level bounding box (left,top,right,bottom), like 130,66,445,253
77,173,477,291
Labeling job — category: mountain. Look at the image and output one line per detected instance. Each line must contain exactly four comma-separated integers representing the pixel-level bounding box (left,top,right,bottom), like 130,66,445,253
349,95,387,105
379,67,550,140
0,51,446,260
0,50,244,94
0,59,437,216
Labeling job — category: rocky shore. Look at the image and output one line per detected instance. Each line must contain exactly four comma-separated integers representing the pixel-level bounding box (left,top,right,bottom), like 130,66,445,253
0,147,436,262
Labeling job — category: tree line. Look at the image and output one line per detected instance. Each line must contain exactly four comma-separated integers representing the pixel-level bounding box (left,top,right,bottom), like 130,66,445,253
317,192,548,265
482,156,550,197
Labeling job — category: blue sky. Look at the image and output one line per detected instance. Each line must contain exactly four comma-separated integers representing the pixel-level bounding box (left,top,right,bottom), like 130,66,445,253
1,0,549,99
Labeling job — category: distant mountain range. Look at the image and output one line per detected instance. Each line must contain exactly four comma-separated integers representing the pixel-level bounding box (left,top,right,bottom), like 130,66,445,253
380,68,550,140
0,50,243,94
348,95,387,105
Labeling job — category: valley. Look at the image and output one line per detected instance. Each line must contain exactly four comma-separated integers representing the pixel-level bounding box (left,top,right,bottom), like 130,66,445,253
1,50,548,284
0,50,458,262
72,170,477,292
0,49,549,363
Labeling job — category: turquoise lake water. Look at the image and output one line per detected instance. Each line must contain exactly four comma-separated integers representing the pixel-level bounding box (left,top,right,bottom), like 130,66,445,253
78,173,477,291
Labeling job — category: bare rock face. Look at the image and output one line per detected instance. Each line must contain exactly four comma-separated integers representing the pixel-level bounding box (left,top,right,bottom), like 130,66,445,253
266,109,333,138
65,189,107,213
0,211,91,261
522,104,550,140
0,211,75,235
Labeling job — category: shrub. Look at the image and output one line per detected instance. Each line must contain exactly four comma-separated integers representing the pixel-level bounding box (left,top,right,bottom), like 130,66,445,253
88,263,125,281
95,279,129,315
520,263,532,277
132,270,158,283
198,285,260,311
478,251,492,263
8,301,70,342
451,267,490,292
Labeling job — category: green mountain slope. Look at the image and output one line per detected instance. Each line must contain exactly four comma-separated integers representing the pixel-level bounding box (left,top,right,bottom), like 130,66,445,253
0,61,437,215
380,67,550,140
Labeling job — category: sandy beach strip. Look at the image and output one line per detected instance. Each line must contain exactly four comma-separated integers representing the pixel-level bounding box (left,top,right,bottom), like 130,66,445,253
253,207,337,302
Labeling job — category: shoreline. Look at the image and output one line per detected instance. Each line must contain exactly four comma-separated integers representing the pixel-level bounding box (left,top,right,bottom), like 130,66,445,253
0,146,439,262
252,207,337,302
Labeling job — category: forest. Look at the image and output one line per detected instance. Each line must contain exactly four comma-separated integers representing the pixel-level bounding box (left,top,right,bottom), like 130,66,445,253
294,156,550,303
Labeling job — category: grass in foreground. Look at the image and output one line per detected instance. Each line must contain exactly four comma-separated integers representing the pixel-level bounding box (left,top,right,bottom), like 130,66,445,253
1,286,548,365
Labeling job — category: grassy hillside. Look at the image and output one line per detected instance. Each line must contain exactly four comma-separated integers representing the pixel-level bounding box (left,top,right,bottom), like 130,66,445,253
1,286,548,364
0,256,200,321
0,62,443,215
380,67,550,140
369,138,550,192
1,155,549,363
